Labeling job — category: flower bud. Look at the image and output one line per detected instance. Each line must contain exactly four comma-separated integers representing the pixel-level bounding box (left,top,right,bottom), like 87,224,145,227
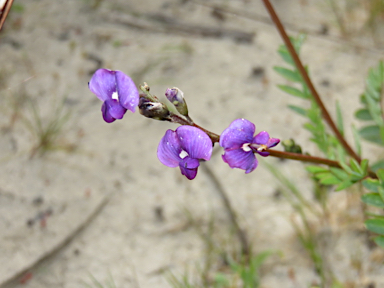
165,87,188,117
138,96,170,121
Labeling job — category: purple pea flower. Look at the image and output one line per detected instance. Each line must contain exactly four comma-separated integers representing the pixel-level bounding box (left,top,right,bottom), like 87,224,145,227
220,119,280,174
89,68,139,123
157,126,212,180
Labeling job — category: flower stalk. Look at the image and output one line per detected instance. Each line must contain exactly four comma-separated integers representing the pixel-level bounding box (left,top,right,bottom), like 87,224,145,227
261,0,362,164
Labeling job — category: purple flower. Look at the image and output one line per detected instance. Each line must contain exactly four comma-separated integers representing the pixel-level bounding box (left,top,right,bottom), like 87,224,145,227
220,119,280,174
165,87,188,116
157,126,212,180
89,68,139,123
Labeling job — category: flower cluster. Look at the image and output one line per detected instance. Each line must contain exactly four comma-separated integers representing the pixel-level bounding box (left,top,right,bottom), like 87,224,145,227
89,69,280,180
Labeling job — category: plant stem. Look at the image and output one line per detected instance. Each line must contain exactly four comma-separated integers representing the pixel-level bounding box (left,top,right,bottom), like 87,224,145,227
261,0,362,164
201,163,250,259
169,115,377,178
170,114,220,143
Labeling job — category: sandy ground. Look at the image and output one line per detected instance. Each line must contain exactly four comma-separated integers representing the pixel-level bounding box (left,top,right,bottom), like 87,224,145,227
1,0,384,287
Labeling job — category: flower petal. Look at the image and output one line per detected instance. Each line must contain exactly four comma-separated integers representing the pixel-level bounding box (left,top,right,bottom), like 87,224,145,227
176,126,212,161
89,69,117,102
104,99,127,120
220,119,255,149
253,131,270,145
115,71,139,113
267,137,280,148
179,165,198,180
157,129,182,168
257,151,270,157
101,101,116,123
222,149,258,174
179,156,200,169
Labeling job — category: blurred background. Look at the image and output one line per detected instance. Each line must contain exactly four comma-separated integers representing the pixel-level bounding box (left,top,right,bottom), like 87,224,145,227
1,0,384,287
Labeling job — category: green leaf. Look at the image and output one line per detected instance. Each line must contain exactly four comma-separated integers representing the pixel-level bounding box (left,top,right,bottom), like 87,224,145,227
380,126,384,145
366,81,381,101
374,236,384,248
277,85,309,99
371,160,384,172
316,173,341,185
361,193,384,208
292,34,307,53
350,158,363,175
359,125,384,145
377,169,384,183
288,105,306,116
360,159,369,175
278,47,294,66
329,167,349,180
364,92,384,125
273,67,302,82
336,100,344,136
363,178,380,192
355,109,373,121
352,125,362,157
335,179,355,191
306,166,329,174
378,186,384,202
366,218,384,235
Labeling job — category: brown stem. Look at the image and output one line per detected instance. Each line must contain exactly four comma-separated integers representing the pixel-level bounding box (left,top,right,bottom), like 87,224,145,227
0,0,14,31
267,149,342,168
201,163,250,259
170,114,220,143
267,149,377,179
261,0,361,164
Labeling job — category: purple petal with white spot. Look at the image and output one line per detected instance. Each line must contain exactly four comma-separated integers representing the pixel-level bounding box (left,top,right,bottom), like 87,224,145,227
115,71,139,113
179,157,200,169
103,99,127,120
101,101,116,123
253,131,270,145
157,130,182,168
176,126,212,161
267,138,280,148
89,69,117,102
220,119,255,149
222,149,258,174
179,165,198,180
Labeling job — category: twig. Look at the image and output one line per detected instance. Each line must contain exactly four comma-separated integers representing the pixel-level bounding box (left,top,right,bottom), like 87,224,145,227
200,163,250,259
261,0,362,164
0,0,14,31
0,194,111,287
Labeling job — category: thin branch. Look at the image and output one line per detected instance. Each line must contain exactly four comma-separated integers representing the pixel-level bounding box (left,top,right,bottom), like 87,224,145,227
261,0,362,164
267,149,377,179
200,163,250,259
0,0,14,31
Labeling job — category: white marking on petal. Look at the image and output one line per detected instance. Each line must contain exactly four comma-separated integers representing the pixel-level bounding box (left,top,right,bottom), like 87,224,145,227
241,143,251,152
112,91,119,100
179,150,189,159
257,144,267,152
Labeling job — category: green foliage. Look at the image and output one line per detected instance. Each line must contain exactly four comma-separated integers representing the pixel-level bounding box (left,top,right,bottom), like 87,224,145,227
82,273,117,288
355,61,384,146
362,169,384,248
275,38,384,251
274,34,346,159
307,159,368,192
23,97,71,157
167,252,275,288
228,252,275,288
